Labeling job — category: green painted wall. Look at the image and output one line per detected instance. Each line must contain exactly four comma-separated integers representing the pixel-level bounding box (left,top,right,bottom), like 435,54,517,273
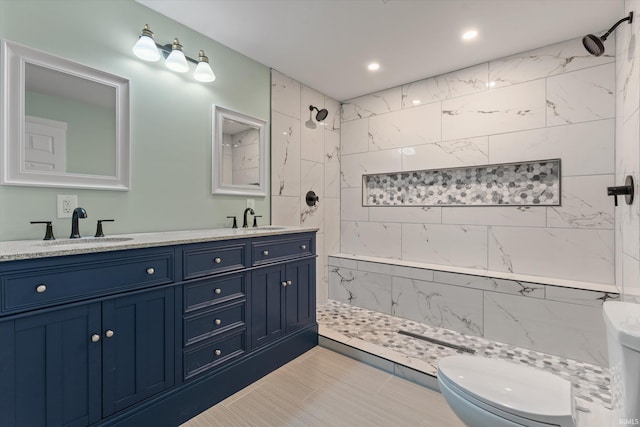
26,90,116,176
0,0,271,241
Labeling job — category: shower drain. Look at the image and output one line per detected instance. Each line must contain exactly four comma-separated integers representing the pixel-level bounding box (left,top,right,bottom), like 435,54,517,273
398,330,476,355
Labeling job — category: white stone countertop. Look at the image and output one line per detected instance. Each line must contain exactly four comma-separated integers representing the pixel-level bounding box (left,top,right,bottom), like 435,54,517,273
0,226,318,262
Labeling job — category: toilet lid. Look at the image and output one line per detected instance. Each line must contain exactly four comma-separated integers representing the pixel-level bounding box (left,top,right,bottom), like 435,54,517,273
438,355,574,425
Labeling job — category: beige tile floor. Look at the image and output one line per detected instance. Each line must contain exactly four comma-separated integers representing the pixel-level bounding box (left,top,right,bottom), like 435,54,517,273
181,346,464,427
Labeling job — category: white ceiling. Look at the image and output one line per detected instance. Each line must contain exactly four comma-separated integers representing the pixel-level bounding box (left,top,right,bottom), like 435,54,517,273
137,0,623,101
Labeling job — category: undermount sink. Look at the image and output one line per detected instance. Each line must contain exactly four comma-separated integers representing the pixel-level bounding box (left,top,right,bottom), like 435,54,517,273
238,226,286,231
38,237,134,246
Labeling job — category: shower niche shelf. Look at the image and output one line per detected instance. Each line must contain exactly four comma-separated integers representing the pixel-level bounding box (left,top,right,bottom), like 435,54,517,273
362,159,561,207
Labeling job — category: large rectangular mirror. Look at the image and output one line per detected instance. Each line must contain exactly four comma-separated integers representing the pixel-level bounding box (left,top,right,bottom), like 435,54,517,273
212,105,267,196
1,40,130,190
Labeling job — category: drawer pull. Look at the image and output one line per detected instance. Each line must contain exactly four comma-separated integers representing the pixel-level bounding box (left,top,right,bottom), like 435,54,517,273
36,284,47,293
301,245,307,250
262,250,269,256
214,257,222,264
287,280,293,286
105,330,114,338
146,267,155,275
282,281,287,287
91,334,100,343
214,288,222,295
214,349,222,356
214,319,222,325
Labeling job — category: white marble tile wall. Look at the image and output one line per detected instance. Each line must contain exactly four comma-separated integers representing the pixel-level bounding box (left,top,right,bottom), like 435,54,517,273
328,255,618,365
616,0,640,299
271,70,341,302
340,36,616,287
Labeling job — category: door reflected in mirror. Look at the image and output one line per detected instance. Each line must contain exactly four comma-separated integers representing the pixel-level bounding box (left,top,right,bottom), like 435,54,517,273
212,105,267,196
2,40,130,190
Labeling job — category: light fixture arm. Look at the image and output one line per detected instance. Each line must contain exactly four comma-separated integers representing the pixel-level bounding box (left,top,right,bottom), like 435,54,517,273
156,42,200,64
601,11,633,41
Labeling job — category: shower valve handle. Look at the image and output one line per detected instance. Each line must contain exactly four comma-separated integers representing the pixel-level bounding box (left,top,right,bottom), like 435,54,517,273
607,176,634,207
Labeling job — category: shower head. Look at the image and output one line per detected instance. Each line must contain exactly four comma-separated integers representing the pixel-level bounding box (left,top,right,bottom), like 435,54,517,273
583,11,633,57
309,105,329,122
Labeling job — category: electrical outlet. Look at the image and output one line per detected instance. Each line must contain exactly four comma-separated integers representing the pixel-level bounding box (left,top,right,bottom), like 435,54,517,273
246,199,255,210
57,195,78,218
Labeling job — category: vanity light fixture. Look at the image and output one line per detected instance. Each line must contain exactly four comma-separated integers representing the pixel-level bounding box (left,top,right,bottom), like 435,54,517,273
132,24,216,83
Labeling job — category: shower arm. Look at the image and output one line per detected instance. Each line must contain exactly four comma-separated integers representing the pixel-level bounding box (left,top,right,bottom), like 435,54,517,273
601,11,633,41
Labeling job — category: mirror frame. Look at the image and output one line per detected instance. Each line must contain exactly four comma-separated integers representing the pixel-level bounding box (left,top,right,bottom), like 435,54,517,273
212,105,267,196
1,40,130,191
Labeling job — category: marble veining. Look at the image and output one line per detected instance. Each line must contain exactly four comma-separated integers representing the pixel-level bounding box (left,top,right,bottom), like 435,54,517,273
318,300,612,408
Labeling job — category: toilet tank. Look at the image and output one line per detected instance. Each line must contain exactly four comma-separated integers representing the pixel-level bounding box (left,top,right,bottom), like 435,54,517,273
603,301,640,423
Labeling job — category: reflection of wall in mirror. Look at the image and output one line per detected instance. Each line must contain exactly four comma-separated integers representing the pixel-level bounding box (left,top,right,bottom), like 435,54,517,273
222,134,233,185
231,128,259,185
25,90,116,176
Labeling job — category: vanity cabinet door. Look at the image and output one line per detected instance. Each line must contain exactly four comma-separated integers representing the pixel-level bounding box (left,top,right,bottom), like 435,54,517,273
249,264,286,349
284,258,315,332
101,287,175,417
0,304,102,427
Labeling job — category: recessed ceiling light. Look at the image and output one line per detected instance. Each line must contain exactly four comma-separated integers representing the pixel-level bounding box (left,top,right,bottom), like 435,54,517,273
486,81,496,88
412,99,421,105
462,30,478,40
368,62,380,71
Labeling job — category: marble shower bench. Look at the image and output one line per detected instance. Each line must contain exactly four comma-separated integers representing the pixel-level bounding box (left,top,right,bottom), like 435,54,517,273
317,300,613,424
328,254,618,367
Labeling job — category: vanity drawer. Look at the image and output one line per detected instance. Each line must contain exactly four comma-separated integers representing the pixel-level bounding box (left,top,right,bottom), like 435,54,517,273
183,273,246,312
251,234,314,266
1,251,174,314
184,329,246,380
183,241,247,280
184,300,246,346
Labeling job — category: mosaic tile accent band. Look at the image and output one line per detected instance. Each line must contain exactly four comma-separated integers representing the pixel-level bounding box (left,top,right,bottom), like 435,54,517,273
362,159,561,207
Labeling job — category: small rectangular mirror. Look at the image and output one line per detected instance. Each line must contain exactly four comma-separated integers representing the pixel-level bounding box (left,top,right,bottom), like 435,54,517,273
212,105,267,196
1,40,130,190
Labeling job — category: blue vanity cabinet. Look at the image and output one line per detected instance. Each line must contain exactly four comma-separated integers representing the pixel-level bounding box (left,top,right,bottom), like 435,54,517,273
0,247,176,427
249,233,316,350
0,303,102,427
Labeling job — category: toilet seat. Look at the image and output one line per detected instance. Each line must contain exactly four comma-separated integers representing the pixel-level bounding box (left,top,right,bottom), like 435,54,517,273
438,355,575,427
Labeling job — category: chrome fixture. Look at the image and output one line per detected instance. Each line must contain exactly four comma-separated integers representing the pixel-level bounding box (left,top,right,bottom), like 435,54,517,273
243,207,255,228
583,12,633,56
305,105,329,129
70,207,87,238
132,24,216,82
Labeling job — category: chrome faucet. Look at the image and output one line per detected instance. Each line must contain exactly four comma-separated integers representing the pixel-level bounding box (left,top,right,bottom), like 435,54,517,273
243,208,255,228
70,207,87,238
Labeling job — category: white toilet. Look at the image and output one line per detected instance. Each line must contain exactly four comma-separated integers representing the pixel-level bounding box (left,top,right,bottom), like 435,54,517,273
437,300,640,427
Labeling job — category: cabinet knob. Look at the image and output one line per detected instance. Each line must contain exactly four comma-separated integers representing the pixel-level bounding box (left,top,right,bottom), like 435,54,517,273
214,257,222,264
262,250,269,256
287,280,293,286
214,288,222,295
146,267,155,275
214,349,222,356
214,319,222,325
36,284,47,293
105,330,114,338
91,334,100,343
282,281,287,287
301,245,307,250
